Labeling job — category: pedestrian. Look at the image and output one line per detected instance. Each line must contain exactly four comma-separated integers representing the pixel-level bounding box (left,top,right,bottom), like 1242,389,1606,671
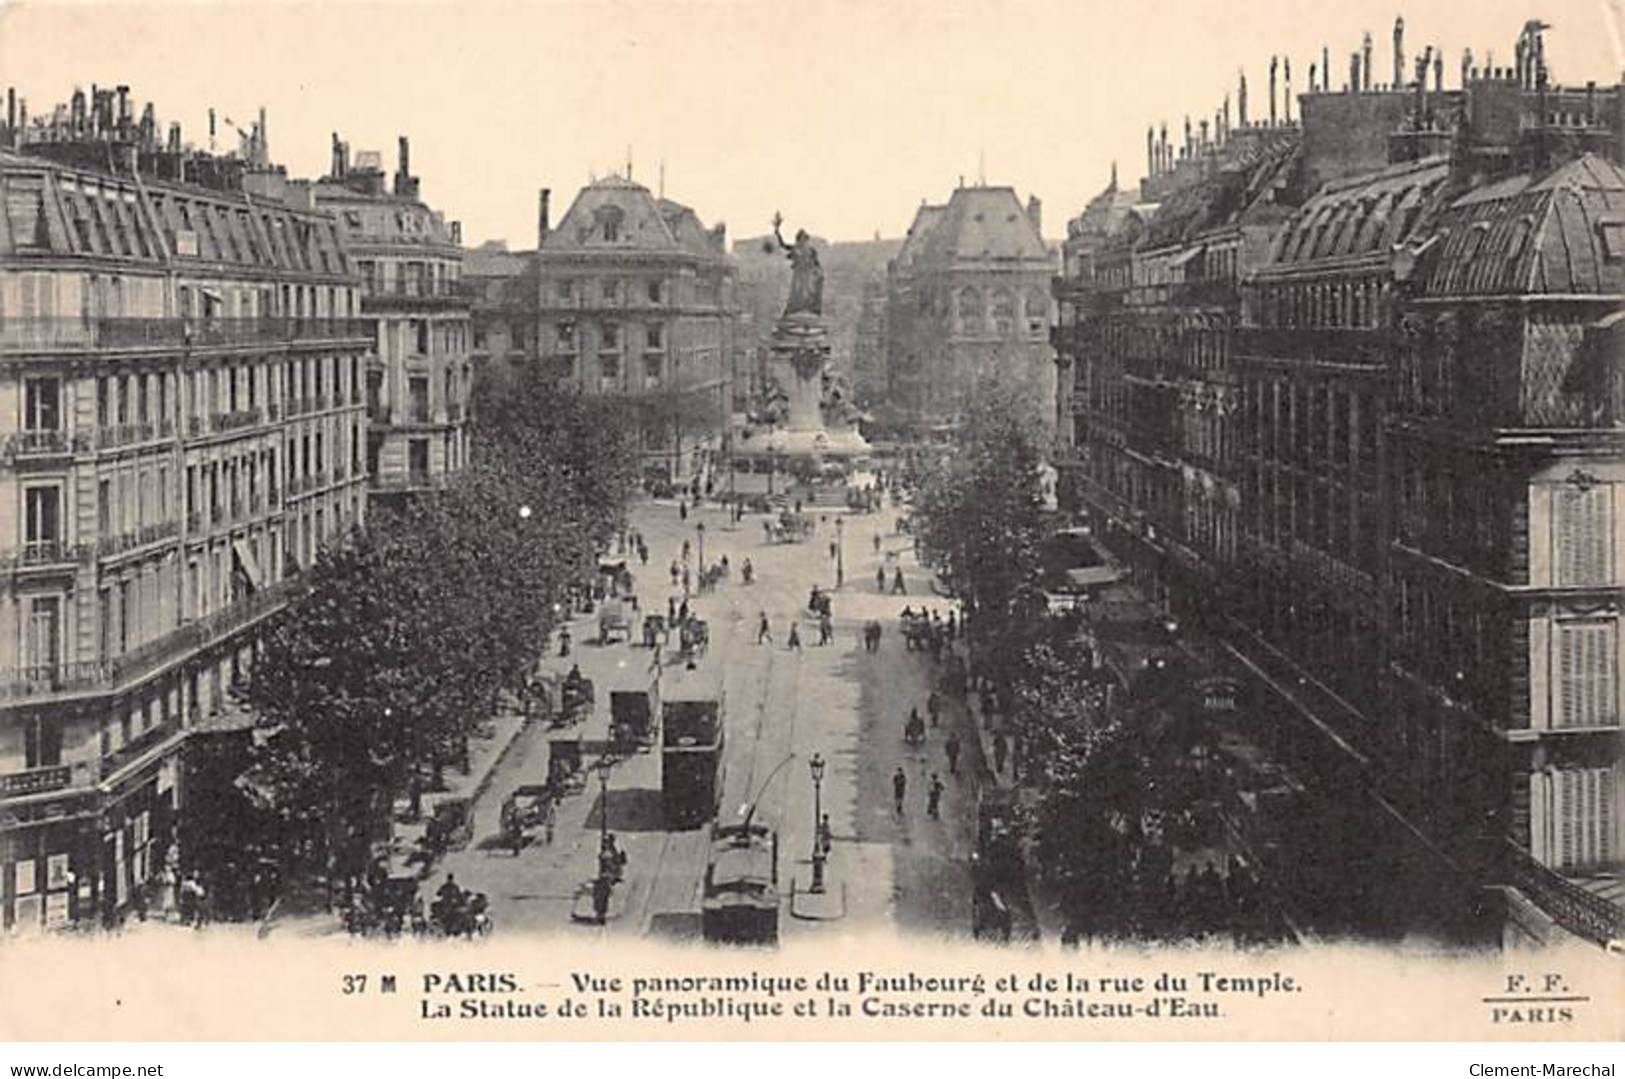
542,797,557,845
681,539,691,563
829,540,838,561
742,558,754,585
679,499,688,522
670,559,680,586
892,767,907,814
558,626,571,658
877,565,887,592
794,499,803,515
993,730,1008,774
668,596,677,624
927,690,941,727
927,774,944,819
638,543,649,566
681,565,691,594
787,622,802,652
946,733,961,775
892,567,906,595
678,598,689,625
757,611,772,645
947,610,957,641
873,533,882,554
819,612,833,645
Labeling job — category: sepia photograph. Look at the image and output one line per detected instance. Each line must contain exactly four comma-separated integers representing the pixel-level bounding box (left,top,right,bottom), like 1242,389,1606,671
0,0,1620,1048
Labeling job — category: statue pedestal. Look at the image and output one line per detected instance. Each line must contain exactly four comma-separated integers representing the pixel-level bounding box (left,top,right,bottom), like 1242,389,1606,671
763,313,869,458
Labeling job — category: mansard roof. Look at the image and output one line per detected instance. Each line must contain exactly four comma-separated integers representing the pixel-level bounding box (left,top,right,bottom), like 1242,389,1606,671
1413,153,1625,298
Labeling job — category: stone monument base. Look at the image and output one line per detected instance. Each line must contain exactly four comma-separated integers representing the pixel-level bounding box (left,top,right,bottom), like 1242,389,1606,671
755,425,872,458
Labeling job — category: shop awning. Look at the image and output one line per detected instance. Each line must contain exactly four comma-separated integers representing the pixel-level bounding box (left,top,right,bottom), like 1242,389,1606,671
232,537,265,592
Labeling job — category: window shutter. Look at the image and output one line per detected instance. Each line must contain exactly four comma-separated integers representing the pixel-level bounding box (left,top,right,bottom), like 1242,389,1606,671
1555,486,1613,585
1559,770,1578,869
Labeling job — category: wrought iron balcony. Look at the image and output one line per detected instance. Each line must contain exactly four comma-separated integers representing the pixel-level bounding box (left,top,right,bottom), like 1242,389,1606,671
212,409,264,433
0,317,374,353
0,764,71,797
0,579,296,702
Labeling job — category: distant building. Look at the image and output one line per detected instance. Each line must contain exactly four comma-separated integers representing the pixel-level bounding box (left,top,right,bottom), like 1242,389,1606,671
885,185,1057,434
461,240,536,388
0,86,367,932
1054,19,1625,948
535,177,735,484
315,135,471,499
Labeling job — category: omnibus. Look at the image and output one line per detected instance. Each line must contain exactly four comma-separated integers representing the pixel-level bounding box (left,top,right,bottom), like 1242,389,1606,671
660,662,726,829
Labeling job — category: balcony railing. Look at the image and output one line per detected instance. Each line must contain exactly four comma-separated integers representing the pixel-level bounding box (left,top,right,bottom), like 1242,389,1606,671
97,422,157,449
9,539,88,568
1235,326,1397,368
0,578,297,702
0,764,71,797
101,715,182,778
373,472,444,491
1484,838,1625,949
212,408,263,434
0,317,374,353
5,429,83,459
266,402,283,421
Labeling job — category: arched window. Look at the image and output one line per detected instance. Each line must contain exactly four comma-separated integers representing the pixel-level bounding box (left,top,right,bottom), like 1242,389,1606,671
955,288,981,333
991,290,1015,335
1025,290,1048,335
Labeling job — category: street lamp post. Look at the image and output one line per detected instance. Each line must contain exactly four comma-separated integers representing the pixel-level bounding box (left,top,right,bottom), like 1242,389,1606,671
696,520,706,570
834,516,844,589
808,753,826,894
596,757,613,851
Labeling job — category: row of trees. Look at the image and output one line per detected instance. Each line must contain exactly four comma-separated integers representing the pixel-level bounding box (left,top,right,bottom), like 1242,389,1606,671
230,365,637,893
908,381,1194,935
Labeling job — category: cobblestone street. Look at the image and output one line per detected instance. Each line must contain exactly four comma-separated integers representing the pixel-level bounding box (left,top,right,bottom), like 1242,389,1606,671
432,491,988,941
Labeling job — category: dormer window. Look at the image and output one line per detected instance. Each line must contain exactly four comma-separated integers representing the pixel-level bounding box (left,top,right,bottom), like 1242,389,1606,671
594,204,626,243
1599,220,1625,261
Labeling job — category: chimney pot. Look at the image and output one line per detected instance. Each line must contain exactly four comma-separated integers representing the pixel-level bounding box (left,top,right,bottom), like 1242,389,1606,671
538,187,552,248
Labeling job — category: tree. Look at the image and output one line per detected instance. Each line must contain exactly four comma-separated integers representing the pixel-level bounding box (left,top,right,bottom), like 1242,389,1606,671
234,370,639,900
910,377,1048,694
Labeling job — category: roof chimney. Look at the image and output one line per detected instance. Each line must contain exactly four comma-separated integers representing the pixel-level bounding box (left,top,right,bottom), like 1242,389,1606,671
1238,69,1249,126
1147,126,1156,176
395,135,411,195
1363,32,1373,91
6,88,14,134
1025,194,1042,235
1269,56,1278,125
538,187,552,248
1394,17,1405,88
1284,57,1293,123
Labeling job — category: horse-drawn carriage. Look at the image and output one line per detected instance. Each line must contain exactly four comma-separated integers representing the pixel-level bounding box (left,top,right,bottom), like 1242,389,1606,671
547,737,587,795
610,689,658,753
767,511,814,544
558,669,595,726
599,595,635,644
679,618,710,660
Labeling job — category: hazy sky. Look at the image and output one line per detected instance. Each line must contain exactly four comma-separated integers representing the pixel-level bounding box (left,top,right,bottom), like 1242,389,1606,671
2,0,1621,245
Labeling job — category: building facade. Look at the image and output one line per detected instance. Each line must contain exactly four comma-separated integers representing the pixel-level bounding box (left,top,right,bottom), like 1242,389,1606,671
462,240,536,390
315,136,471,499
885,185,1056,433
535,177,735,484
1055,21,1624,946
0,88,368,933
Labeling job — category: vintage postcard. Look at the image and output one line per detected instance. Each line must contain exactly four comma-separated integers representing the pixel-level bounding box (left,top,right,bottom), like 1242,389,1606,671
0,0,1620,1044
